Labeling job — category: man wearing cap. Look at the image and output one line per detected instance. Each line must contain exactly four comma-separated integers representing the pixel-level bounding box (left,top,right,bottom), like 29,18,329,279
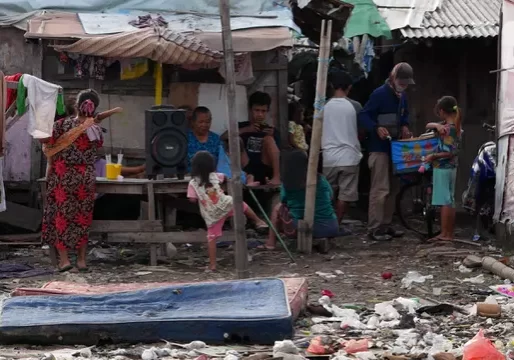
359,62,414,241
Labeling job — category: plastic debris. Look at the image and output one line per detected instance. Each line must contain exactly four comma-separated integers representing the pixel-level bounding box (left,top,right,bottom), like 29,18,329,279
463,329,505,360
375,301,400,321
316,271,337,279
401,271,434,288
459,265,473,273
184,341,207,350
273,340,299,355
321,289,335,298
382,272,393,280
306,336,335,355
463,274,485,284
343,339,369,354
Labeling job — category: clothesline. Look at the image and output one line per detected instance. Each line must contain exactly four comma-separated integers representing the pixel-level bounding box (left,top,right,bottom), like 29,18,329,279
6,81,63,93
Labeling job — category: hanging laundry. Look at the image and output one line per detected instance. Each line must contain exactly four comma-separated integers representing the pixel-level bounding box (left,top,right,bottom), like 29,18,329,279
65,54,113,80
0,157,6,213
218,53,254,84
4,73,22,109
20,74,64,139
129,14,168,28
120,58,149,80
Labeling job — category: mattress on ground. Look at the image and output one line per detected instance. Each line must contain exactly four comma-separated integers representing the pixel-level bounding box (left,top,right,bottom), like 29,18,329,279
1,278,293,346
12,278,308,321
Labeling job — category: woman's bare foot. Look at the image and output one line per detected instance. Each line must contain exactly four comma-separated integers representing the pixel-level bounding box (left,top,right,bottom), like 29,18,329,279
267,177,281,186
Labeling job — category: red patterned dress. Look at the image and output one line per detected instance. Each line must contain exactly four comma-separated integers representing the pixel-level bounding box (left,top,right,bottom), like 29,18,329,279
42,117,102,250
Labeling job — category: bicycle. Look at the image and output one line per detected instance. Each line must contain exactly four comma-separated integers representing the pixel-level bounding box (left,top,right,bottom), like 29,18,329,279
396,169,441,239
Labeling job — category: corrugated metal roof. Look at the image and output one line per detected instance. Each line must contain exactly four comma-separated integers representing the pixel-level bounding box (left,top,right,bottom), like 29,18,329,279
53,28,223,66
399,0,501,38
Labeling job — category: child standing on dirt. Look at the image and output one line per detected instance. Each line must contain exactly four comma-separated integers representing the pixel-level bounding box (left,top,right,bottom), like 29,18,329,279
187,151,268,271
424,96,461,242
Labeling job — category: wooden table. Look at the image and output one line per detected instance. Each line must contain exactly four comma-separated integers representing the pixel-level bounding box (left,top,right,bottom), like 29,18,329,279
38,178,282,267
38,177,192,266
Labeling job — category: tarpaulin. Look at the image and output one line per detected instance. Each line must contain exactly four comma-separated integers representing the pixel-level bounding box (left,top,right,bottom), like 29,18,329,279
0,0,290,16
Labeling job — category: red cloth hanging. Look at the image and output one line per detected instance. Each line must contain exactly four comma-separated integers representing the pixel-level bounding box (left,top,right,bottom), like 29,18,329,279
4,73,23,109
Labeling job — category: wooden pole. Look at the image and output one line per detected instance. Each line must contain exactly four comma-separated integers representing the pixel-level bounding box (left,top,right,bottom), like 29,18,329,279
298,20,332,254
219,0,249,279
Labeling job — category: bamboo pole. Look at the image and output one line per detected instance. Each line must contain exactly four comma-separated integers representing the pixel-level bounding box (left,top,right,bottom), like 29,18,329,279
219,0,249,279
298,20,332,254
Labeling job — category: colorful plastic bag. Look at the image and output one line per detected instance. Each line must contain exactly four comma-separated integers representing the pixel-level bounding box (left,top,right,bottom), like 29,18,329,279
463,329,505,360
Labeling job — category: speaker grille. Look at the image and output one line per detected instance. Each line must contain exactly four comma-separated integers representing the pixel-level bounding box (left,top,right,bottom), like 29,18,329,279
152,111,168,127
150,129,187,167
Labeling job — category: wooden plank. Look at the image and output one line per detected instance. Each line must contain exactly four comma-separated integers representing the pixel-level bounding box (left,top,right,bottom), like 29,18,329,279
90,220,163,233
0,233,41,242
147,183,157,265
95,183,144,195
0,201,42,232
106,230,235,244
106,232,184,244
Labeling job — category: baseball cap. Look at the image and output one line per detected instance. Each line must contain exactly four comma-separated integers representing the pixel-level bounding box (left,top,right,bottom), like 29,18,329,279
396,62,415,85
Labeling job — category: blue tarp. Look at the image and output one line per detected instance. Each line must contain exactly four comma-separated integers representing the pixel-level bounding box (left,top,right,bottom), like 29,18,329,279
0,0,289,14
0,278,293,345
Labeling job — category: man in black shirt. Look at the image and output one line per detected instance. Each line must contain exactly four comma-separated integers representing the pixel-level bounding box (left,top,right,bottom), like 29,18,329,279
221,91,280,185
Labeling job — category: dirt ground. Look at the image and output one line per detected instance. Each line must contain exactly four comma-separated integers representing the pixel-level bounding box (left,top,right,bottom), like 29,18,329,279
0,220,506,358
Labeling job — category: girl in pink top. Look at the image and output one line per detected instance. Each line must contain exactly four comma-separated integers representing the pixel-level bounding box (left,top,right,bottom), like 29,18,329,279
187,151,268,271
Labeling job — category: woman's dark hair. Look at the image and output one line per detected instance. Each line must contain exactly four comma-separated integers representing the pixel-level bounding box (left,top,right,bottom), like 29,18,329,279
191,151,216,187
249,91,271,109
76,89,100,117
192,106,211,121
281,149,324,191
288,101,303,121
435,96,461,135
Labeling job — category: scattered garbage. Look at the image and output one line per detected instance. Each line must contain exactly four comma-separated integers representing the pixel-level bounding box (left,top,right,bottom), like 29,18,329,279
307,336,335,355
343,339,369,354
459,265,473,273
463,274,486,284
382,272,393,280
462,329,505,360
476,303,501,318
401,271,434,288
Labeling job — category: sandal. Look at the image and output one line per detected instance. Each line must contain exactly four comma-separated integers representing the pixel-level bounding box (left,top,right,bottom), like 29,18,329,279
77,267,90,273
58,265,74,273
427,236,452,243
255,244,275,251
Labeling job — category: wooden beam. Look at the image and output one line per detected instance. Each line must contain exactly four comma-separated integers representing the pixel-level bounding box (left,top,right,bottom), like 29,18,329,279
90,220,163,233
219,0,249,279
298,20,332,254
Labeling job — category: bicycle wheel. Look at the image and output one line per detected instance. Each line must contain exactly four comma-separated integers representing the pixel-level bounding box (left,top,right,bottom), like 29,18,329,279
396,181,441,238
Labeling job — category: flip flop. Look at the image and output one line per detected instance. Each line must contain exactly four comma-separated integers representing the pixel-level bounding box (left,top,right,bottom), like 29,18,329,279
255,244,275,251
427,236,452,243
77,267,90,273
58,265,74,273
255,224,269,235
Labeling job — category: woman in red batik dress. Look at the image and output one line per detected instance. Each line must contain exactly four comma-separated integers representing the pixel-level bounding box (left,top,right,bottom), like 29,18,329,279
42,89,110,272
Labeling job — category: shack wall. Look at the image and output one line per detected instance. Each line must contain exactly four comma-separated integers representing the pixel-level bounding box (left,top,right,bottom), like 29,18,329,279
0,28,43,188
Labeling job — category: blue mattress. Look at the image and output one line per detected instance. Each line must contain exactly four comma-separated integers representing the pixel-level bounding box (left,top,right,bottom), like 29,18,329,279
0,278,293,345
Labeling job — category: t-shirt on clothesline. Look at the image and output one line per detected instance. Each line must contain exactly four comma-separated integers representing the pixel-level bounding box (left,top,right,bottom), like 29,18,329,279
5,74,65,139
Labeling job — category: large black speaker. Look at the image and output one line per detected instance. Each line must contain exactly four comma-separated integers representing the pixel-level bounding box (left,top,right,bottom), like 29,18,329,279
145,105,188,179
